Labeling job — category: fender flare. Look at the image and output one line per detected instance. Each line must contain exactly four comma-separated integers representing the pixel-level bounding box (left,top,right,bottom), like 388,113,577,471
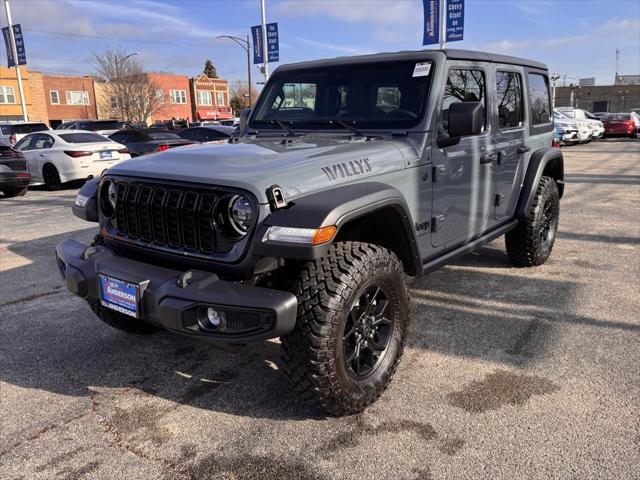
255,182,421,270
515,147,564,219
72,177,100,222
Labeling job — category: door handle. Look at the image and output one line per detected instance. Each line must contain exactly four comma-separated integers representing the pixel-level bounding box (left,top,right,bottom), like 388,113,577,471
517,146,530,154
480,153,497,164
39,153,47,157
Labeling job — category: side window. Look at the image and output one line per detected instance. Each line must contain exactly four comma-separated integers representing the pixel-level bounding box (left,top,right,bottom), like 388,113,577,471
33,134,54,149
111,133,130,143
528,73,551,125
496,71,524,129
441,69,486,135
15,136,34,151
180,129,196,140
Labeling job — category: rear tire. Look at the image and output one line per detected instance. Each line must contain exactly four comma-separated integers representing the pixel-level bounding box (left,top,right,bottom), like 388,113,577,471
506,176,560,267
2,186,27,198
89,301,161,335
281,242,409,416
42,163,62,190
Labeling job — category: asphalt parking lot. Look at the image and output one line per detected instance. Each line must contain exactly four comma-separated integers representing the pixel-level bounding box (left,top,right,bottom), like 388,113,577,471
1,139,639,480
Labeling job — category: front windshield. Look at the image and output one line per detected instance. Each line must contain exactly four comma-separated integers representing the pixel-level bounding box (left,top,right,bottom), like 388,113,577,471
250,60,433,131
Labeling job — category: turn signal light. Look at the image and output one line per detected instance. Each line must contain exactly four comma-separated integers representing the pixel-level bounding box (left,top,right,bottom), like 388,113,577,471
312,226,337,245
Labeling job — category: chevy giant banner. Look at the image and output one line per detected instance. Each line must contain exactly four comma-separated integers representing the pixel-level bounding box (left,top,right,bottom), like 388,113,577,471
445,0,465,42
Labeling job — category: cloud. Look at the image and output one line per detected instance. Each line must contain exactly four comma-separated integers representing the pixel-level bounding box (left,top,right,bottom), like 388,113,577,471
478,39,529,54
273,0,417,26
543,35,587,47
295,37,371,56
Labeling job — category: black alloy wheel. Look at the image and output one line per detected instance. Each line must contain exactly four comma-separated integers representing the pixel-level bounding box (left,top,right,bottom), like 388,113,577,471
342,286,394,379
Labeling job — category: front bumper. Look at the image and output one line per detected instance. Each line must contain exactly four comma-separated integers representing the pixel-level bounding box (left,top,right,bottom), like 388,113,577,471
55,239,298,346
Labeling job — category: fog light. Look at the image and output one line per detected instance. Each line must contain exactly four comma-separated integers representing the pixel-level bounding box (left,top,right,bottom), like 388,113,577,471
197,307,225,331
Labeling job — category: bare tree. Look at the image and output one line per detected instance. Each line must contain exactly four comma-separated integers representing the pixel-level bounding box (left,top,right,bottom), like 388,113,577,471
229,80,260,113
93,46,160,123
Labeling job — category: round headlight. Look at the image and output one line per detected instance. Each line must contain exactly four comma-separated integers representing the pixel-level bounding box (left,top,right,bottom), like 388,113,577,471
228,195,253,235
100,179,117,217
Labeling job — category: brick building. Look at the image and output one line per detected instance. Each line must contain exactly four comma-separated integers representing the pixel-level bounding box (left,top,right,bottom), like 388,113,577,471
42,75,97,128
0,66,48,123
147,73,193,124
555,85,640,113
189,74,233,121
94,73,193,125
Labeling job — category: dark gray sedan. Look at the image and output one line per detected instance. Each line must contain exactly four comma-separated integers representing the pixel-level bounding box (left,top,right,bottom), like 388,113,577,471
109,129,196,157
177,125,236,143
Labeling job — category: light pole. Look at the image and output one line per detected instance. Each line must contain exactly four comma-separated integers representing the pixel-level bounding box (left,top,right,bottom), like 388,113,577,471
550,73,560,109
3,0,27,121
217,35,253,107
260,0,269,81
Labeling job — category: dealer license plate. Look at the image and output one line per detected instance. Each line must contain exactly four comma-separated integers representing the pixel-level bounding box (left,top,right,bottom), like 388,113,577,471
99,151,113,159
99,274,139,318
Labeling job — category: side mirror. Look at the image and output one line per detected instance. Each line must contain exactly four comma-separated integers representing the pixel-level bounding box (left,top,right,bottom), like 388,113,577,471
447,101,483,138
239,108,252,132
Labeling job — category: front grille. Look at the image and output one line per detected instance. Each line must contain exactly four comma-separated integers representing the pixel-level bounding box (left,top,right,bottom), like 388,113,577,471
108,179,247,256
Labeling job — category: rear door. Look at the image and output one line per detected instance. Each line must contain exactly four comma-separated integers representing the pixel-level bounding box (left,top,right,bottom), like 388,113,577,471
431,64,496,247
493,68,528,220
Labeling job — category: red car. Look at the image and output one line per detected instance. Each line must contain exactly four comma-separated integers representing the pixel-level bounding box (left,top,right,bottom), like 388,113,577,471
601,113,638,138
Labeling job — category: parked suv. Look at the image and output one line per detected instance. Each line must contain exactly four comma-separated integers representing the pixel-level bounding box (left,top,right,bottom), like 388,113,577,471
556,107,604,139
0,122,50,146
57,50,563,416
57,120,125,136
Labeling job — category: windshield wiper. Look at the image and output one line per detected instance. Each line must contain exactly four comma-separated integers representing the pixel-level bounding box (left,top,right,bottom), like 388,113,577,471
268,120,298,137
327,119,365,137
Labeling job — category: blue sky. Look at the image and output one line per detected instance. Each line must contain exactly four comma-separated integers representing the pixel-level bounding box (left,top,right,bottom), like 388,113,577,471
4,0,639,86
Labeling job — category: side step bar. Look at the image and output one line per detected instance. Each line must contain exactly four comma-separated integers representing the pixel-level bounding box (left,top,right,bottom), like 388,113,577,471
421,220,518,274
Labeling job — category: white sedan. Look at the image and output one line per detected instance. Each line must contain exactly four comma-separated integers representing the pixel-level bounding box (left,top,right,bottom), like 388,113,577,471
14,130,131,189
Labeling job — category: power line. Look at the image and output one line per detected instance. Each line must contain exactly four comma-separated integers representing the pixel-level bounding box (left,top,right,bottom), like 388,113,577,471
23,28,177,46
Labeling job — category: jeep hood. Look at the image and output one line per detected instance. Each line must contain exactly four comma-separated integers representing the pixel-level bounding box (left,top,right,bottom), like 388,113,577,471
107,137,416,204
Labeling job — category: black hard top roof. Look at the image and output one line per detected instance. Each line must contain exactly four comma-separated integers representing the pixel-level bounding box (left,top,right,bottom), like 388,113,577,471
275,48,547,73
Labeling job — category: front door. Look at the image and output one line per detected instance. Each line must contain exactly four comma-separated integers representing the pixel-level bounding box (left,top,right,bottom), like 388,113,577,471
493,69,527,220
431,66,496,247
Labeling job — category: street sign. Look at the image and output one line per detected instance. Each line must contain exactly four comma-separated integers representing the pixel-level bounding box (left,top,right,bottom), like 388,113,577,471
251,22,279,64
2,24,27,66
445,0,464,42
422,0,440,45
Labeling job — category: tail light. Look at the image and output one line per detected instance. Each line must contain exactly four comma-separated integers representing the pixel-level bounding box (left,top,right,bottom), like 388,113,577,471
117,148,129,154
9,134,16,145
0,148,24,159
155,144,170,152
64,150,93,158
552,138,560,148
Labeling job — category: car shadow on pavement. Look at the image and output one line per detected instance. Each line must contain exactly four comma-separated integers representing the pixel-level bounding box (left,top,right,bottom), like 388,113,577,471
1,230,636,422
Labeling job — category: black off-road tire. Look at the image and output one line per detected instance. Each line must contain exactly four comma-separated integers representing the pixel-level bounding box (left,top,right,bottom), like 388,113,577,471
506,176,560,267
43,163,62,190
2,186,27,198
89,301,161,335
281,241,409,416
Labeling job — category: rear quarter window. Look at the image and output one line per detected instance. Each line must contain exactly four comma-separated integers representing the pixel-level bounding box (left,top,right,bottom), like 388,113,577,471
13,123,49,134
59,133,109,143
527,73,551,125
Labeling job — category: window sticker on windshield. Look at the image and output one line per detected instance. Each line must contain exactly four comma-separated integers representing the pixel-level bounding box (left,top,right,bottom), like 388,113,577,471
413,62,431,77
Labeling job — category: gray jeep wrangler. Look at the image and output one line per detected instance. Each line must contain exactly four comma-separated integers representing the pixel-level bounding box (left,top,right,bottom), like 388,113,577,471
56,49,563,416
